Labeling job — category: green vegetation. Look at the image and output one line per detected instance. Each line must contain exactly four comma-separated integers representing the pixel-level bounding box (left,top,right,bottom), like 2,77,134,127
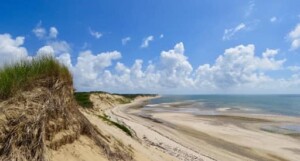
74,91,157,108
74,92,93,108
98,114,132,137
116,97,131,104
115,93,158,100
0,56,72,100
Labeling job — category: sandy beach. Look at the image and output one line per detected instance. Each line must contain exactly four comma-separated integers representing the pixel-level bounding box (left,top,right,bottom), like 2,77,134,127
104,97,300,161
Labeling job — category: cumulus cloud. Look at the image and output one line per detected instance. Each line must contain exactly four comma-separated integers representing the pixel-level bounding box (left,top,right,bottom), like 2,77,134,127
195,45,285,89
288,23,300,50
141,36,154,48
0,34,29,67
89,28,102,39
157,42,193,87
37,45,55,57
72,50,121,90
223,23,246,40
1,33,299,93
121,37,131,45
41,43,294,93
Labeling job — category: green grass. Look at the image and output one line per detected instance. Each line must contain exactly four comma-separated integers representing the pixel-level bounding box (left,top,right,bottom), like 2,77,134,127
0,56,72,100
98,114,132,137
74,92,93,108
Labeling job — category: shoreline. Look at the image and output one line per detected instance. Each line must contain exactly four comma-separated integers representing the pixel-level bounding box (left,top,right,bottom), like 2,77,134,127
107,96,300,161
107,96,215,161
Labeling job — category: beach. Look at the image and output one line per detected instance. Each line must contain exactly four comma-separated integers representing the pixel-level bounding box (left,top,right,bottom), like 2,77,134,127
105,96,300,161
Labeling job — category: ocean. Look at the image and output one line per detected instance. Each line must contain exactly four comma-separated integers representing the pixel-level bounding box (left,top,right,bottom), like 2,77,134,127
145,95,300,116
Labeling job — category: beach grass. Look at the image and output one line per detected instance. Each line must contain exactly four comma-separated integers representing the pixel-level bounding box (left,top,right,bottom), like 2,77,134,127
98,114,132,137
0,56,72,100
74,92,94,108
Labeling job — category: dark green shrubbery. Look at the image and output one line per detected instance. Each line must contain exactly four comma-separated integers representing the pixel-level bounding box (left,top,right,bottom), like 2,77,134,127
74,92,93,108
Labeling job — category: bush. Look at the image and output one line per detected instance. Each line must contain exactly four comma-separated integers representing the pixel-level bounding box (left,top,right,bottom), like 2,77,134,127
0,56,72,100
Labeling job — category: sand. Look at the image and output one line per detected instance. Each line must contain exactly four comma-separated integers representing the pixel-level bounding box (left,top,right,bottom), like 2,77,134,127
107,97,300,161
50,96,300,161
48,136,107,161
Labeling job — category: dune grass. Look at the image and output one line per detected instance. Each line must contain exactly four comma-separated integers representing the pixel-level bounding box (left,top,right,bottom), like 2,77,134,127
74,92,93,108
0,56,72,100
98,114,132,137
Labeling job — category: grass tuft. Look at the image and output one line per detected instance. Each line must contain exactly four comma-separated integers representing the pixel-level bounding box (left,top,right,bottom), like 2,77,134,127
74,92,93,108
98,114,132,137
0,56,72,100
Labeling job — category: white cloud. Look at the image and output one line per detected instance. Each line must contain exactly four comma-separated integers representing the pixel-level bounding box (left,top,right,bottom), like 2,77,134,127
141,36,154,48
262,48,279,58
156,42,194,87
288,24,300,39
47,40,71,55
37,45,55,57
1,32,299,93
49,27,58,38
288,23,300,50
0,34,29,67
74,51,121,90
32,22,46,39
50,43,291,93
121,37,131,45
160,34,164,38
291,39,300,50
32,22,59,39
223,23,246,40
195,45,285,89
89,28,102,39
270,17,277,22
115,62,130,74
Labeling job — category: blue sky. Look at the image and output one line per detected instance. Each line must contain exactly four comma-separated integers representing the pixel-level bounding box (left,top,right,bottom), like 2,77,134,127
1,0,300,94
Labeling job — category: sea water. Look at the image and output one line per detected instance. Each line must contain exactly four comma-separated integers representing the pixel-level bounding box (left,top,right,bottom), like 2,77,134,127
145,95,300,132
146,95,300,116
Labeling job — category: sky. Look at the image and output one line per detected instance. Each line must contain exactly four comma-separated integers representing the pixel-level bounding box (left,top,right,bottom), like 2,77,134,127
1,0,300,94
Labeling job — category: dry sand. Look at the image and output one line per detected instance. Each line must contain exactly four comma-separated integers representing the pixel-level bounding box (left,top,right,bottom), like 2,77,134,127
48,136,107,161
